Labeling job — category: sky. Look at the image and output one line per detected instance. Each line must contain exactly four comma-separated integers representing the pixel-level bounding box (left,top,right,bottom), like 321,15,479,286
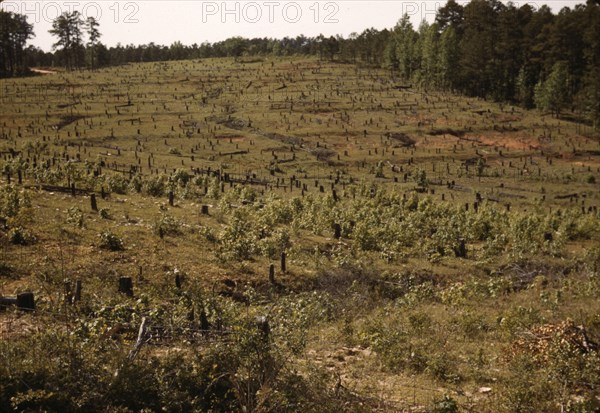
1,0,581,52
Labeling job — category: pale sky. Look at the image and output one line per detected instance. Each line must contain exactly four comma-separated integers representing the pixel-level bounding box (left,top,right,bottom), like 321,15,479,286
1,0,581,52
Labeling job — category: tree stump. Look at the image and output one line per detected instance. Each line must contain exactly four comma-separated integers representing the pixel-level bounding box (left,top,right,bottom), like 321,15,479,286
455,239,467,258
200,306,210,335
119,277,134,297
16,292,35,311
90,193,98,211
281,252,286,273
333,223,341,239
64,280,72,305
74,280,82,303
269,264,276,285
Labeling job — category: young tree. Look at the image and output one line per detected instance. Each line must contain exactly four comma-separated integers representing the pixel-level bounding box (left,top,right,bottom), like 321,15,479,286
85,16,101,70
535,61,570,117
393,14,417,80
516,65,536,108
419,22,440,88
383,36,399,71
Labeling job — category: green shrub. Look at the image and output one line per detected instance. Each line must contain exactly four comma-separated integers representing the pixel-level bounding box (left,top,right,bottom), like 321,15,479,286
106,174,130,194
9,226,36,245
99,208,110,219
99,230,124,251
432,394,459,413
153,212,181,237
66,206,84,228
143,175,167,197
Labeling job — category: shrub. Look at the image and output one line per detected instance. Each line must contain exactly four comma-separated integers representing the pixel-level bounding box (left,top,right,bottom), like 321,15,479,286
106,174,130,194
171,169,191,186
66,206,84,228
99,230,124,251
152,213,181,237
143,175,167,197
0,185,31,220
432,394,459,413
9,226,36,245
99,208,110,219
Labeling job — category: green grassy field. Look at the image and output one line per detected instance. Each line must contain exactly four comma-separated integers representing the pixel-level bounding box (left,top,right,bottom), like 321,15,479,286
0,57,599,412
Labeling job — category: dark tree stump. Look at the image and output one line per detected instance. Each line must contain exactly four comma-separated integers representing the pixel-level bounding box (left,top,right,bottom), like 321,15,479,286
119,277,134,297
281,252,286,273
200,307,210,335
16,292,35,311
74,280,82,303
64,280,72,304
455,239,467,258
333,223,341,239
90,193,98,211
269,264,276,285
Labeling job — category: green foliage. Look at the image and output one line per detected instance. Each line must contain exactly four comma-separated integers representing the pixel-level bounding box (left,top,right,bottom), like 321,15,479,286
0,10,34,77
106,173,130,194
217,208,259,261
432,394,459,413
171,169,191,187
535,61,570,117
98,230,124,251
66,206,84,228
8,225,36,245
360,309,461,383
143,175,167,197
98,208,110,219
413,168,428,188
153,212,182,237
0,185,31,220
499,306,543,336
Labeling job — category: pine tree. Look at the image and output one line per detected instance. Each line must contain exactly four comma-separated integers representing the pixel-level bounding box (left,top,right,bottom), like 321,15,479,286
420,22,440,89
438,27,460,91
393,14,416,80
0,10,34,77
86,17,101,70
49,11,84,70
535,61,569,117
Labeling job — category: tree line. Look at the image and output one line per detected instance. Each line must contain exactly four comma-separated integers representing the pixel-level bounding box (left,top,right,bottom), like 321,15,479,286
0,7,34,77
2,0,599,128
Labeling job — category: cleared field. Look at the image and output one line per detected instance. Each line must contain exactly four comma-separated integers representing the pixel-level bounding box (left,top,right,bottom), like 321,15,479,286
1,58,598,208
0,58,599,412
